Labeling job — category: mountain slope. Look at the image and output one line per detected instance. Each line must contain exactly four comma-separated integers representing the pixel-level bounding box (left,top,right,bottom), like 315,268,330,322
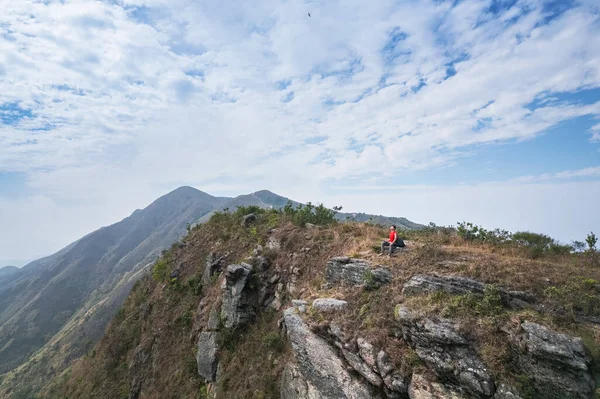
0,187,423,398
0,266,19,279
44,208,600,399
198,190,423,230
0,187,228,396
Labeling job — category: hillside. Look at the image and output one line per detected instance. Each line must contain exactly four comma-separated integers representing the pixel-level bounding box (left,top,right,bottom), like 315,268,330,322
0,266,19,279
43,207,600,399
0,187,229,397
0,188,423,398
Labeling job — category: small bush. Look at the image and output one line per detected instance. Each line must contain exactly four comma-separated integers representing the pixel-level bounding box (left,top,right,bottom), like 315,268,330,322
187,275,203,296
434,285,504,319
261,332,283,352
152,258,168,282
457,222,512,244
512,231,554,249
178,310,194,327
282,201,340,227
544,276,600,318
234,205,265,218
586,232,598,252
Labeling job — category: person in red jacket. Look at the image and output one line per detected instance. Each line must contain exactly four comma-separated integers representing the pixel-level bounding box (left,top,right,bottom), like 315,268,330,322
381,225,405,256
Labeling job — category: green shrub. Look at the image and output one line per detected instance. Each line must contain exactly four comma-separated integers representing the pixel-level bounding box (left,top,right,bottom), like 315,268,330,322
457,222,490,241
544,276,600,318
261,332,283,352
456,222,512,244
152,258,168,282
234,205,265,218
434,285,504,319
187,275,203,296
586,232,597,252
548,243,573,255
178,310,194,327
282,201,340,227
512,231,554,249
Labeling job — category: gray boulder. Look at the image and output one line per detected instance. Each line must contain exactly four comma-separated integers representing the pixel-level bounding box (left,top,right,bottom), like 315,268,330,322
292,299,308,313
203,253,225,285
312,298,348,312
282,308,382,398
383,372,408,397
395,305,494,398
267,236,281,251
220,263,256,329
376,350,395,378
357,338,377,370
242,213,257,226
325,257,392,289
402,275,534,309
507,321,593,399
196,332,219,382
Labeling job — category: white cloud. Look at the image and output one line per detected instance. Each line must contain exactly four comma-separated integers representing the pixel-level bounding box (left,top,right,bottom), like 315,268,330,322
0,0,599,258
555,166,600,179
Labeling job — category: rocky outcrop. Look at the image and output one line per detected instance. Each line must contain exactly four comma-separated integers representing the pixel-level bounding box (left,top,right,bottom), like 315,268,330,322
493,384,522,399
312,298,348,312
395,305,494,398
241,213,256,227
196,306,220,383
220,263,256,329
282,308,382,398
325,257,392,289
266,236,281,251
196,332,219,382
402,275,534,309
202,253,226,285
281,362,311,399
342,349,383,387
129,338,154,399
408,373,466,399
506,321,593,399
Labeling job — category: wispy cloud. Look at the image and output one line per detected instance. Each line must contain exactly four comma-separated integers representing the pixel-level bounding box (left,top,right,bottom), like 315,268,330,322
0,0,599,258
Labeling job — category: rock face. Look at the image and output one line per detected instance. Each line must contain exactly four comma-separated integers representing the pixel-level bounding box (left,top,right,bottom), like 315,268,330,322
395,305,494,398
507,321,593,399
402,274,534,309
196,332,219,382
196,305,220,383
220,263,256,329
342,349,383,387
325,257,392,289
282,308,382,398
408,373,466,399
493,384,522,399
129,339,154,399
281,363,310,399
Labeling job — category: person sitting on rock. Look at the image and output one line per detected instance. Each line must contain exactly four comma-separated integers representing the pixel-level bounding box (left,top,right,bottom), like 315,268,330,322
381,225,405,256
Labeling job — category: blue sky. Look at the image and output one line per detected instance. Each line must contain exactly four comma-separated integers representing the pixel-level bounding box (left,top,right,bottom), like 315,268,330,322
0,0,599,263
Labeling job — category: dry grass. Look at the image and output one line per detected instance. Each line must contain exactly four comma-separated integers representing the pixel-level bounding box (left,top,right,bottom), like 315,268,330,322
43,212,600,399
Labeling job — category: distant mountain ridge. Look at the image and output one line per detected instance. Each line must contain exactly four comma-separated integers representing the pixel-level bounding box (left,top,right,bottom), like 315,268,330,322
0,186,422,397
0,266,19,280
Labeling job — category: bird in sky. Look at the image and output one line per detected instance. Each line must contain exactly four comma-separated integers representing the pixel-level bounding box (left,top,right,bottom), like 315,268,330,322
308,12,311,17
